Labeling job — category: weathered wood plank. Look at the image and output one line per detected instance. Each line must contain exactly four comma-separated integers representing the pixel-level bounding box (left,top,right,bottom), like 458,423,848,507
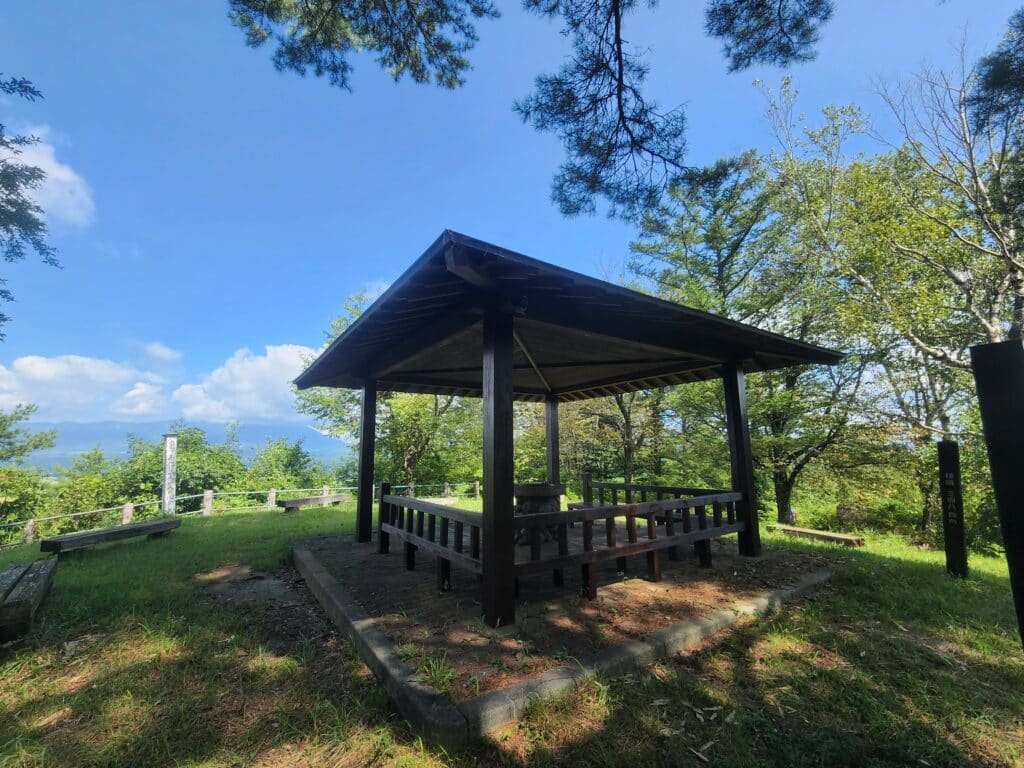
767,524,865,547
0,563,30,603
514,522,745,576
40,517,181,554
278,492,352,511
0,559,56,640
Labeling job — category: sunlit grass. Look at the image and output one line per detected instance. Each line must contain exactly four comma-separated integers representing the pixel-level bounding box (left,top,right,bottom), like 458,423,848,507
0,508,1020,766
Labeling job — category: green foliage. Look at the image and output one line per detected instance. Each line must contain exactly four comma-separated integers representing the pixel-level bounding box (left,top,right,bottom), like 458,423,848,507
247,438,325,490
0,404,55,465
0,75,58,335
0,467,46,543
110,427,246,511
228,0,498,91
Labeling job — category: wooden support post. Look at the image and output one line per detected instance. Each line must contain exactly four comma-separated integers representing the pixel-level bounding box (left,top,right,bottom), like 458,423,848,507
582,473,593,506
121,503,134,525
21,519,35,544
202,490,213,517
971,340,1024,646
377,483,391,554
482,310,516,627
266,488,276,510
938,439,968,578
161,433,177,514
545,396,560,487
321,485,330,507
723,362,761,557
358,378,378,540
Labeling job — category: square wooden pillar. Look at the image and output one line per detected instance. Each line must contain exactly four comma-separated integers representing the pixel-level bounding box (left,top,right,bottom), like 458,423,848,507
545,395,560,487
356,380,377,543
482,310,516,627
723,361,761,557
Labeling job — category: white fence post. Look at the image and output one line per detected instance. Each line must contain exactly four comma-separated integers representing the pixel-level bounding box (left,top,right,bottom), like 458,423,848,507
443,482,451,498
21,519,35,543
122,502,134,525
267,488,276,510
162,433,178,514
474,480,480,499
321,485,330,507
202,490,213,516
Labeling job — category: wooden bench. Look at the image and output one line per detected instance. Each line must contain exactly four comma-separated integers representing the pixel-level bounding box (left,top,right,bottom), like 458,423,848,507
276,492,352,512
40,516,181,556
1,559,57,641
767,524,865,547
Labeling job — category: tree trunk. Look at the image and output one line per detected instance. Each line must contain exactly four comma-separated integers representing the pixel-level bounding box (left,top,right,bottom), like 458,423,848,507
774,471,795,524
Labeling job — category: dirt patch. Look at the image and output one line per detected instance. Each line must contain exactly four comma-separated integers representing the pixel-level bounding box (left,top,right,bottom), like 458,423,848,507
302,533,835,702
196,563,292,602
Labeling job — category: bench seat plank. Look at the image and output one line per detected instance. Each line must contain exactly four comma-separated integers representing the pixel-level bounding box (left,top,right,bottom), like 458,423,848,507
277,493,351,511
767,524,865,547
0,563,30,603
40,517,181,554
0,559,57,641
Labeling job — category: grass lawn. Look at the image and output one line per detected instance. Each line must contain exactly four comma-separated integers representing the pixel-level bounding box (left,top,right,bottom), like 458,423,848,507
0,505,1021,767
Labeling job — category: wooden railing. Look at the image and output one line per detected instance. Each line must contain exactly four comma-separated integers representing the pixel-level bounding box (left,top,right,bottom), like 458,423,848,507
516,491,745,598
377,483,483,590
584,475,730,506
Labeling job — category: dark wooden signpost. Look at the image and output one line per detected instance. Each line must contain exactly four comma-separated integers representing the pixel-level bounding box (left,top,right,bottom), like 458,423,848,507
937,439,967,578
971,340,1024,647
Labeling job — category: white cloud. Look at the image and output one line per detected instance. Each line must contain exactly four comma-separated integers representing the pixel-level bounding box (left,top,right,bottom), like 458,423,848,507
0,344,313,423
142,342,181,362
18,126,95,226
171,344,313,423
0,354,162,422
112,381,166,417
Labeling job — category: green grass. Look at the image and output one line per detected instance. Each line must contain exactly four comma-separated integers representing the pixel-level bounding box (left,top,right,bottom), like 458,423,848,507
0,508,1021,767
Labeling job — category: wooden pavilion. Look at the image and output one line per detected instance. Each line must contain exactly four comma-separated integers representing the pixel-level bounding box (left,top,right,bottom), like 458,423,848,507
295,230,842,626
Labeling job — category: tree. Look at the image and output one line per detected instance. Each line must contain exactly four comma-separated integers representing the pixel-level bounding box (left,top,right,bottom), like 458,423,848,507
295,292,483,487
0,76,59,337
0,404,55,465
632,147,870,523
248,438,324,489
111,427,246,509
230,1,839,216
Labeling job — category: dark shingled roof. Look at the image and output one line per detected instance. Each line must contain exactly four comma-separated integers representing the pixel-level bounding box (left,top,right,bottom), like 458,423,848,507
295,230,843,401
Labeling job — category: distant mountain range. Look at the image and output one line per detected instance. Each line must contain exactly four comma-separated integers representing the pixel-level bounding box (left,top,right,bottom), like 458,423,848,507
23,420,352,472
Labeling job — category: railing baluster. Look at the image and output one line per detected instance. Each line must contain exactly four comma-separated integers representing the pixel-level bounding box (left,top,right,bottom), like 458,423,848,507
727,501,736,524
554,522,568,586
416,509,424,538
377,483,391,554
471,525,480,559
695,504,712,568
428,513,436,542
646,512,661,582
581,519,597,599
529,526,541,562
454,521,464,553
666,503,679,560
438,517,451,591
713,501,723,527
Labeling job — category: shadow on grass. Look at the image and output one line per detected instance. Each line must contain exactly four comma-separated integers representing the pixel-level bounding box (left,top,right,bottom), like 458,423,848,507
468,543,1023,767
2,516,1020,767
0,506,458,767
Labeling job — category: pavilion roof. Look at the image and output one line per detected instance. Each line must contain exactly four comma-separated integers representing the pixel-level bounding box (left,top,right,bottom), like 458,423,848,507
294,230,842,402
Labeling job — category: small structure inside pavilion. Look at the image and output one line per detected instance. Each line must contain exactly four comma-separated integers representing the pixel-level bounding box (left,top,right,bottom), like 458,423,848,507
295,231,842,627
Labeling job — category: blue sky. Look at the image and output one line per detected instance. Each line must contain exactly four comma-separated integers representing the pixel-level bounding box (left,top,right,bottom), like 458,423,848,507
0,0,1017,425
